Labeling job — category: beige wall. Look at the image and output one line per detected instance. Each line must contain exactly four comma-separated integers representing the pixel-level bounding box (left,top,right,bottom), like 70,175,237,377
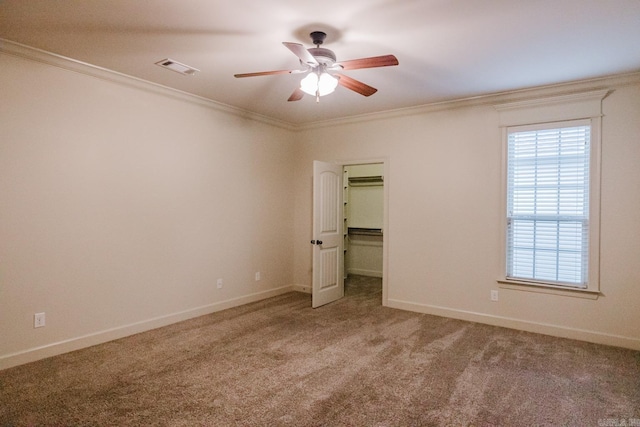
2,45,639,370
293,83,640,350
0,52,296,368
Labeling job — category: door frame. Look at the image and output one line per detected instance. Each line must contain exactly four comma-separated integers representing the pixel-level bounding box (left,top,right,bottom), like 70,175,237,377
340,157,389,306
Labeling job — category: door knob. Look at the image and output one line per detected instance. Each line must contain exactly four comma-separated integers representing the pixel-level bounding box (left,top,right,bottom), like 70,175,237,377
310,240,323,245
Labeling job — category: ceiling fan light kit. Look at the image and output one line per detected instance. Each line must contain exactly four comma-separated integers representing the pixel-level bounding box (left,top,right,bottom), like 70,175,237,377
300,70,339,97
234,31,398,102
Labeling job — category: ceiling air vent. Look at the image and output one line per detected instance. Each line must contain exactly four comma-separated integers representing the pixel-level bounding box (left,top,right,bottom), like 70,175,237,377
155,59,200,76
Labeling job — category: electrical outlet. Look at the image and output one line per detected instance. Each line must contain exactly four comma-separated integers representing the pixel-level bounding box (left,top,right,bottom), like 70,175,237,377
216,278,223,289
34,312,46,328
490,290,499,302
255,272,261,281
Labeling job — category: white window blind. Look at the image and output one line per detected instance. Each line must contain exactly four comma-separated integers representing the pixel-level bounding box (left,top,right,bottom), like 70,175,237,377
506,122,590,288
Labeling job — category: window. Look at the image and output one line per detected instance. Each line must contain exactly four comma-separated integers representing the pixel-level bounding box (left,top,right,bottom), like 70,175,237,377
495,90,606,295
506,121,590,288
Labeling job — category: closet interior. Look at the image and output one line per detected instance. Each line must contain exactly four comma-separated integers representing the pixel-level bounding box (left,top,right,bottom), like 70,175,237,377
343,163,384,278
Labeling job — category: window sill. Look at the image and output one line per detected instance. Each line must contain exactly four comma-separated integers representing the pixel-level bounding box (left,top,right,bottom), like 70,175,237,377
497,279,601,300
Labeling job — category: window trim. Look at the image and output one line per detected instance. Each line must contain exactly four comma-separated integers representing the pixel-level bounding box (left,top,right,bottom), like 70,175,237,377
497,278,600,300
495,91,606,296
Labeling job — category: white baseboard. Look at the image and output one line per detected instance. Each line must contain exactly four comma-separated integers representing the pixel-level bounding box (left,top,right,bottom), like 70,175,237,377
292,284,312,294
0,285,294,371
386,298,640,351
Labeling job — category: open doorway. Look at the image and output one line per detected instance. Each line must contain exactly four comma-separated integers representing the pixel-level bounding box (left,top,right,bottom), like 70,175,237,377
310,159,387,308
343,162,385,304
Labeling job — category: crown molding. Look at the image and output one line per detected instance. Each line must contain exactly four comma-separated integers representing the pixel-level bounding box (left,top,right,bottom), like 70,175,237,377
295,71,640,131
493,89,610,112
0,38,296,131
3,38,639,133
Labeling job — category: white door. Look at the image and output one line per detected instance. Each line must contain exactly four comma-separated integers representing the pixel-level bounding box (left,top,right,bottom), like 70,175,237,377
312,160,344,308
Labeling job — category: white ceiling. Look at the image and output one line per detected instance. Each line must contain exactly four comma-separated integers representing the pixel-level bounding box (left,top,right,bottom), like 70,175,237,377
2,0,640,126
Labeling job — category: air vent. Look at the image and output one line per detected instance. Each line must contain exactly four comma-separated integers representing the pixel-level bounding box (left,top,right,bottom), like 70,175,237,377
155,59,200,76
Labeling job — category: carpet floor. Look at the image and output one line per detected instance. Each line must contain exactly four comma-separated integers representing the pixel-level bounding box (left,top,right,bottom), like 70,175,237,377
1,275,639,426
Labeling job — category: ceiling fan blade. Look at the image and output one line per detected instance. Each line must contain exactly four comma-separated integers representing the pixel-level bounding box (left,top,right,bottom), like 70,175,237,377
336,73,377,97
288,87,305,102
234,69,297,78
283,42,319,66
336,54,399,71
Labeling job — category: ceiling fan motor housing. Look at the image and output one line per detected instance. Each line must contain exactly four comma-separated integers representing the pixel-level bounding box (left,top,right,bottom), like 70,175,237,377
308,47,336,65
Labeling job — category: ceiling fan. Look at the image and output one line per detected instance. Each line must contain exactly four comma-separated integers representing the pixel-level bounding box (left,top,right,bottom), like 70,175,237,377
234,31,399,102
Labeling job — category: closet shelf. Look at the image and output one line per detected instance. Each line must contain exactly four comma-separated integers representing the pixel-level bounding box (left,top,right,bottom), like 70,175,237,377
348,227,383,236
348,176,383,186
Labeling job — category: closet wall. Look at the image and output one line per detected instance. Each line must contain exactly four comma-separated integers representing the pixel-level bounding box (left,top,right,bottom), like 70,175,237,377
344,164,383,277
